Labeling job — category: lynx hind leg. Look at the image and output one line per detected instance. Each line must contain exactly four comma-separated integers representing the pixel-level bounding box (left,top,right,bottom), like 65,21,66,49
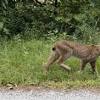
60,63,71,71
57,55,71,71
43,51,59,73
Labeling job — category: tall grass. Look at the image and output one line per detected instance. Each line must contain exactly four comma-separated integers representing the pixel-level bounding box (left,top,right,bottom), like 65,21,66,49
0,39,100,88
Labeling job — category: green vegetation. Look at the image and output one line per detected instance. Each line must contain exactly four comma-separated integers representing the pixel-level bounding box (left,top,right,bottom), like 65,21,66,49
0,40,100,88
0,0,100,88
0,0,100,43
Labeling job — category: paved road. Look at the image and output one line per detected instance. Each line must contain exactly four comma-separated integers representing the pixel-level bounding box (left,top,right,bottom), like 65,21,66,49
0,89,100,100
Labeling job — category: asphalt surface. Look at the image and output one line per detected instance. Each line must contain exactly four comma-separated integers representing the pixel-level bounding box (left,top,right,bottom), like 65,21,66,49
0,89,100,100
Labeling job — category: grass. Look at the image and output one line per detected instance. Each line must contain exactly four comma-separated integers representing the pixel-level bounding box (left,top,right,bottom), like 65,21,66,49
0,39,100,89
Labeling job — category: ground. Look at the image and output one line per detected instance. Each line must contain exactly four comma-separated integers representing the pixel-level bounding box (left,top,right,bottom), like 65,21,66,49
0,39,100,89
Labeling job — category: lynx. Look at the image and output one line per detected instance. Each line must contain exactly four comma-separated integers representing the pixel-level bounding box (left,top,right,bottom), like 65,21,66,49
44,40,100,75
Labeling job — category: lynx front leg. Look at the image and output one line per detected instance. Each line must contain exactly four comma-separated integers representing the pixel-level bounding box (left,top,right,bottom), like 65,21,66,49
90,60,98,76
78,60,87,73
80,60,87,71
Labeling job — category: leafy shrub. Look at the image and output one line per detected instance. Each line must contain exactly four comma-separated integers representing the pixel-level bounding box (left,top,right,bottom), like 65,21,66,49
0,0,100,43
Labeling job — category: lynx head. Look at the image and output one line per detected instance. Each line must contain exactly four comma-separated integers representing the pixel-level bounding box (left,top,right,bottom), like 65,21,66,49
97,45,100,56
